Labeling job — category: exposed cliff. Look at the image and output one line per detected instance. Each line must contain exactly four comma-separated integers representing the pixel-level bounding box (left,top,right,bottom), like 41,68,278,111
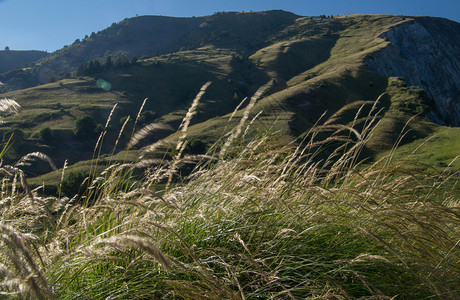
366,17,460,126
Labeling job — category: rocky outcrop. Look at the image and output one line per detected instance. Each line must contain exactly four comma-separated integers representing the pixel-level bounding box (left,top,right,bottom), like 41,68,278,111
366,17,460,126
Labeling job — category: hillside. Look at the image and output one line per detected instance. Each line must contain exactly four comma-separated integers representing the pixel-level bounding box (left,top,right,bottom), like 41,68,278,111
0,11,458,189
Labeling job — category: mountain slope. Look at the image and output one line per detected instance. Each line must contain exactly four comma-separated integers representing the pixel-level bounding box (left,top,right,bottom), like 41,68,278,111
175,15,433,141
0,11,459,188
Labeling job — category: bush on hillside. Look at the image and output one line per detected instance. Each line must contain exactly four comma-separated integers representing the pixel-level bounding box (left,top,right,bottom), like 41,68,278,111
73,115,101,139
2,128,26,144
60,171,89,198
185,137,208,154
39,127,54,143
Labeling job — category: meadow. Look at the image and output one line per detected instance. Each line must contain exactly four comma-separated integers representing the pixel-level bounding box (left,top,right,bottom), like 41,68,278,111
0,84,458,299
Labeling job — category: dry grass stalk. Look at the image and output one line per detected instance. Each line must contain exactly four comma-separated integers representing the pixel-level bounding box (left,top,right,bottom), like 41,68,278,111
164,82,212,192
324,100,374,126
0,98,20,114
112,115,130,153
242,110,263,138
104,103,118,130
0,165,34,201
0,225,55,299
219,83,271,159
174,82,212,154
88,103,120,190
143,139,175,153
128,123,174,149
93,131,105,154
15,152,57,171
92,234,172,270
120,98,149,163
228,97,248,123
134,158,166,169
58,159,68,199
135,98,148,125
177,82,212,138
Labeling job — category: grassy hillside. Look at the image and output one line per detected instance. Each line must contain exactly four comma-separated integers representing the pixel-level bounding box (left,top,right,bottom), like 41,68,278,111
376,126,460,170
173,15,417,142
0,78,129,166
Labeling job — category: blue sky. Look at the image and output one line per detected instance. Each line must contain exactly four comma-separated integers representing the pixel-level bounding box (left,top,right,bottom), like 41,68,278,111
1,0,459,52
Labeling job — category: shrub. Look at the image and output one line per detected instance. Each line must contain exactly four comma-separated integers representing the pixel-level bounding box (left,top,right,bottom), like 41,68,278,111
73,115,100,139
60,171,89,198
185,137,208,154
137,110,156,126
39,127,54,143
3,128,26,144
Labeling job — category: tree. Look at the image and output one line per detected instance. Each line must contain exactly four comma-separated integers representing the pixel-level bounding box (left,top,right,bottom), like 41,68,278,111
82,59,102,75
74,115,99,139
76,64,86,76
115,55,129,68
4,46,10,51
105,56,113,69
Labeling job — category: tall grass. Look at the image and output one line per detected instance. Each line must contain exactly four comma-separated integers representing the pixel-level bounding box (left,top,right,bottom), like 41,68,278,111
0,87,458,299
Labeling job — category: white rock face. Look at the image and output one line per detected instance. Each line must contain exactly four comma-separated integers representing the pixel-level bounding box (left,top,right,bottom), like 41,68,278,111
366,18,460,126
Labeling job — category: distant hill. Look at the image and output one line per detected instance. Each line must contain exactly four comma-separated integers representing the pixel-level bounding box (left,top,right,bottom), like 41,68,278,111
0,49,48,73
35,10,298,79
0,49,48,91
367,17,460,126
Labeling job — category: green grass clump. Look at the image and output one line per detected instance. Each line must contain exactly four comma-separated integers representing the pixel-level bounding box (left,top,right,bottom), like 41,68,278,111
0,90,458,299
